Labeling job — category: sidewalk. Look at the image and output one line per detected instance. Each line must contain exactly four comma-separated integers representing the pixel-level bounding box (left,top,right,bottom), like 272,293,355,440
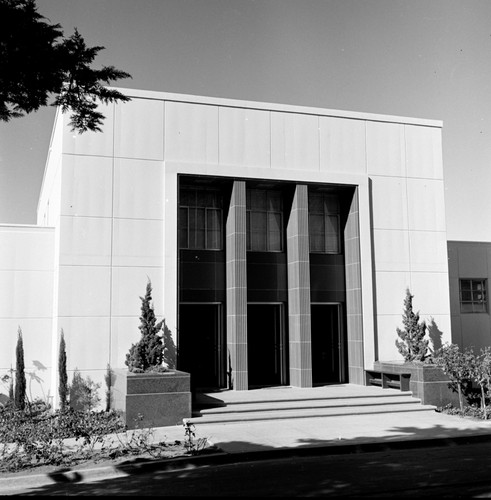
2,405,491,494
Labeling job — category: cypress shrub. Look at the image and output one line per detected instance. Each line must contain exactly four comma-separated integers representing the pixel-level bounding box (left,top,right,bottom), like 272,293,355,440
58,329,68,411
395,289,429,362
125,279,166,373
14,327,26,410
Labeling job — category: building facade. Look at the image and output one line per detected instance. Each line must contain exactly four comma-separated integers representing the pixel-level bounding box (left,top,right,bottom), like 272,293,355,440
448,241,491,351
0,89,452,407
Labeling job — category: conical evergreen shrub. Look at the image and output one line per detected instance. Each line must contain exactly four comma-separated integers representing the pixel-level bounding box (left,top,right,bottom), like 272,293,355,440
14,327,26,410
125,279,166,373
58,329,68,411
395,289,429,362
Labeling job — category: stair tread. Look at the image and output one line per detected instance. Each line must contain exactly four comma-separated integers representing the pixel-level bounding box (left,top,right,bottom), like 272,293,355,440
190,403,436,424
194,396,422,415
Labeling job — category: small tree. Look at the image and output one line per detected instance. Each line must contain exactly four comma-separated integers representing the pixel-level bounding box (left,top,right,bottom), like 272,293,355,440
471,347,491,419
1,0,131,133
435,343,474,413
58,329,68,411
104,363,112,412
14,327,26,410
69,369,101,411
395,289,429,362
125,279,167,373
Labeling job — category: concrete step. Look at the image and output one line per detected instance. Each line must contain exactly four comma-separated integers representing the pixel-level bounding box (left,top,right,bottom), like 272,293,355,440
189,385,437,425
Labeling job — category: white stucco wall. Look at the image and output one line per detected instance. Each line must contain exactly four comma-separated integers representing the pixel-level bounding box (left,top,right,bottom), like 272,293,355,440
25,88,452,406
0,225,55,403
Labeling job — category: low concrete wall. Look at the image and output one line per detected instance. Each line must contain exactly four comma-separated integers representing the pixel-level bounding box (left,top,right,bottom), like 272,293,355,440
373,361,460,407
112,369,192,429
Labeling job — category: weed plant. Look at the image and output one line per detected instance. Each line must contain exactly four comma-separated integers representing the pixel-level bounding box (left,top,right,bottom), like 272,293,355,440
0,401,197,473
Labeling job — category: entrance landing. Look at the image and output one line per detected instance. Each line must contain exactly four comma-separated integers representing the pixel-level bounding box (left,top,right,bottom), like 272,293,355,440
191,383,435,425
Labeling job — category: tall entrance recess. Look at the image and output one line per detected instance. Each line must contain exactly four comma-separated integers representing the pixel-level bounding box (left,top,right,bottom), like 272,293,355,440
311,303,347,385
247,303,288,388
178,303,224,390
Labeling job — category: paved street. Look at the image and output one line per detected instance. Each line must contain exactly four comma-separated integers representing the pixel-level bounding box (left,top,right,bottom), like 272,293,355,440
5,439,491,497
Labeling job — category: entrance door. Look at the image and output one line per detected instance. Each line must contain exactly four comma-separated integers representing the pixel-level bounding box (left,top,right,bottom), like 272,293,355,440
178,303,224,390
247,303,286,388
311,304,346,385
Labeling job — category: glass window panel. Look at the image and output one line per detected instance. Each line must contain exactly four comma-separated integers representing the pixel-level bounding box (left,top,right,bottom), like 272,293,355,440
189,208,205,249
309,214,324,252
246,189,283,252
460,279,488,313
308,193,323,213
179,207,188,248
180,187,223,250
461,303,474,313
268,212,281,234
310,234,324,253
475,302,487,312
207,209,221,249
249,211,267,251
308,193,341,254
325,234,339,253
250,189,267,211
324,195,340,213
268,212,282,251
325,215,340,253
180,190,194,207
267,191,282,212
246,212,251,251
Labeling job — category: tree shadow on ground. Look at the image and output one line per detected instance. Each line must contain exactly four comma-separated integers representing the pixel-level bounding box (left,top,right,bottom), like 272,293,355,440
9,421,491,497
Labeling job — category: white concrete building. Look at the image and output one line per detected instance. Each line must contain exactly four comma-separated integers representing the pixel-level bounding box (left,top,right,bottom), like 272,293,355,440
0,88,451,407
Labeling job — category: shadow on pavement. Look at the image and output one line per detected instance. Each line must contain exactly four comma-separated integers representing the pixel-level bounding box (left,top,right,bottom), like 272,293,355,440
7,422,491,496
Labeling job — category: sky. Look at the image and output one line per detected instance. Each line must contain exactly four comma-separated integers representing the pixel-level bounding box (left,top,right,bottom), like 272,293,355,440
1,0,490,241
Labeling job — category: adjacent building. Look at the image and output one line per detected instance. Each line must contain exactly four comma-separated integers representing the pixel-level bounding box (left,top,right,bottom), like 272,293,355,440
0,88,453,407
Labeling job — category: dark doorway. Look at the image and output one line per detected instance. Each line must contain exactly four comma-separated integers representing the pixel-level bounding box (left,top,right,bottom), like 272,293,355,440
247,303,287,388
311,304,346,385
178,303,224,390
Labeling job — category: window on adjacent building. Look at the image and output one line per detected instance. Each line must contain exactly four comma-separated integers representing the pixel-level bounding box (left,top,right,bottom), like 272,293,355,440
246,189,283,252
308,192,341,253
460,279,488,313
179,188,223,250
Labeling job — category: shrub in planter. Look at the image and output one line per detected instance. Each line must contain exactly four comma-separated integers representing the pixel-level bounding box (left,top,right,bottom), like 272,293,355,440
125,279,168,373
115,279,191,429
395,289,430,363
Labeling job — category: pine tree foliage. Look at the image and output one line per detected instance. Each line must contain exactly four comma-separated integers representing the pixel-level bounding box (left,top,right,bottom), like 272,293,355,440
58,329,68,411
395,289,429,362
14,326,26,410
8,367,14,401
125,279,167,373
162,320,177,370
0,0,131,133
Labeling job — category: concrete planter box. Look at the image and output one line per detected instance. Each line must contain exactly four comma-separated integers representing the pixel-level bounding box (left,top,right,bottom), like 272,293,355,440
373,361,460,407
112,369,192,429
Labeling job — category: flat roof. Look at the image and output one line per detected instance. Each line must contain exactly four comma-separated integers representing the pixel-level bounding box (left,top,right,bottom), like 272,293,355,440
112,86,443,128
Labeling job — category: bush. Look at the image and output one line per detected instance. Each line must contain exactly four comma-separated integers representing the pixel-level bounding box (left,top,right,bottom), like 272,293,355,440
125,279,168,373
14,327,27,410
58,329,68,411
395,289,430,362
435,343,491,419
69,369,101,412
0,401,126,472
0,402,202,473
